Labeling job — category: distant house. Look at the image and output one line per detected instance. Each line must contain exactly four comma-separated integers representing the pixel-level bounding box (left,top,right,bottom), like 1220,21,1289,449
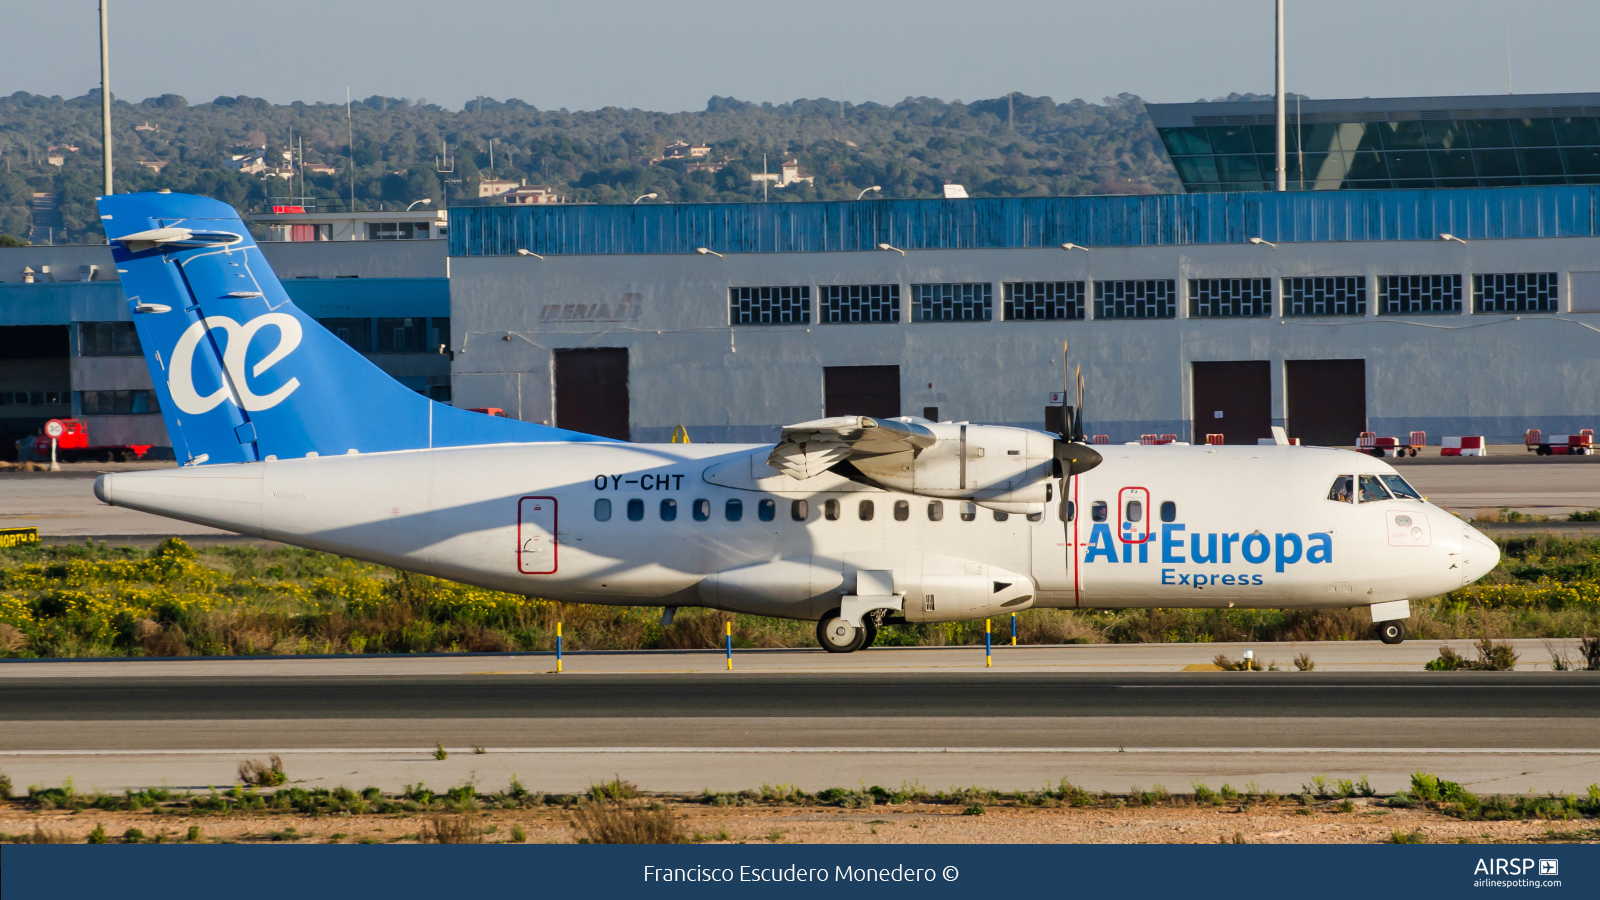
661,141,713,161
504,183,562,205
478,177,520,199
228,150,267,174
136,160,168,173
134,122,159,133
303,163,338,176
751,159,813,188
46,153,64,168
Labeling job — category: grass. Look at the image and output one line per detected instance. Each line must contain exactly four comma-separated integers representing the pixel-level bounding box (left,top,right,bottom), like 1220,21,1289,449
418,815,481,844
238,755,287,787
1425,638,1520,671
571,799,683,844
2,534,1600,659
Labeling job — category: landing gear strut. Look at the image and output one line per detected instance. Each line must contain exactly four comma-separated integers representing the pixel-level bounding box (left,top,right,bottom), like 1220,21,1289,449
1376,620,1407,645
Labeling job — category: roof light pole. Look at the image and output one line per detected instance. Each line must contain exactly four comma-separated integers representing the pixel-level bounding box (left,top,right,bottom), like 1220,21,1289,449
99,0,112,195
406,199,433,211
856,185,881,200
1274,0,1286,192
633,192,658,204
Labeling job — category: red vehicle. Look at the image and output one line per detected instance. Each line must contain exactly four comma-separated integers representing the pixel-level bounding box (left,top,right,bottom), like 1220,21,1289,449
16,419,153,463
467,407,508,417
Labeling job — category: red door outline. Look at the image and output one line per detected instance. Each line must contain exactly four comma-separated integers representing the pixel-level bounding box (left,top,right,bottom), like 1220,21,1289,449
1118,486,1151,545
517,496,558,574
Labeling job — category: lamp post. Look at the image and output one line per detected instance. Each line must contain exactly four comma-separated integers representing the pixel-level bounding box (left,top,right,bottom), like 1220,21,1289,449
1274,0,1286,192
856,185,881,200
1248,237,1277,249
633,192,658,204
99,0,112,195
406,199,433,211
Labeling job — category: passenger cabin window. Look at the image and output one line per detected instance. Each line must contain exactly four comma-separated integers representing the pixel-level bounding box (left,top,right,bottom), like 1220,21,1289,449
1060,500,1075,522
824,499,840,520
627,498,645,521
1160,501,1176,523
594,499,612,521
693,499,711,521
660,498,677,521
791,499,808,521
758,499,776,522
960,502,977,522
1026,511,1043,522
894,500,910,521
1381,475,1423,500
726,498,743,521
1358,475,1392,503
859,500,875,521
1328,475,1354,503
993,510,1009,522
928,500,944,521
1091,501,1108,522
1125,500,1143,522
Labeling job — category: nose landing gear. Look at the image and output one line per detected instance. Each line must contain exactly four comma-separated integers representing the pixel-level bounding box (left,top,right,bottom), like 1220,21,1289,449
1376,620,1407,645
815,608,880,653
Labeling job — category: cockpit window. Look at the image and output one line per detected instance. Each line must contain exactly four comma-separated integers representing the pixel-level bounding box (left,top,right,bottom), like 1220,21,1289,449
1381,474,1423,500
1327,475,1353,503
1358,474,1392,503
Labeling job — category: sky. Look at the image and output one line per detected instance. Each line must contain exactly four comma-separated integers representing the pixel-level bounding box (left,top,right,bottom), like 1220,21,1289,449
4,0,1600,112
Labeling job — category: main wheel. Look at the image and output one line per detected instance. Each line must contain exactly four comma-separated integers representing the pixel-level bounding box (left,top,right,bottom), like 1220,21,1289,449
816,609,865,653
1377,620,1407,645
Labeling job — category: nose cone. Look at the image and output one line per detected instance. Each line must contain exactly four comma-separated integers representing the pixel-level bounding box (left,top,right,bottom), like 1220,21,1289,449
1460,521,1501,586
93,473,113,505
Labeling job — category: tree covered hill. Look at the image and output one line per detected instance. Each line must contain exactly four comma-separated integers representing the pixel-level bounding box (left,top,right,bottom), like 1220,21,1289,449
0,89,1183,244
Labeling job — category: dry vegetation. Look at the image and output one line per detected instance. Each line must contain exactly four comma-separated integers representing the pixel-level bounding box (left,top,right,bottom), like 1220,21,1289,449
0,774,1595,845
1,534,1598,659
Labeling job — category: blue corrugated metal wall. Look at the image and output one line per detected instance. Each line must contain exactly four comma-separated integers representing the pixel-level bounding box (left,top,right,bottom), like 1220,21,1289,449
450,185,1600,257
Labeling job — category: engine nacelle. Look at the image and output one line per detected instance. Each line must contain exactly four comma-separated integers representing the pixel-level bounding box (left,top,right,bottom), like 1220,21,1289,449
852,422,1055,510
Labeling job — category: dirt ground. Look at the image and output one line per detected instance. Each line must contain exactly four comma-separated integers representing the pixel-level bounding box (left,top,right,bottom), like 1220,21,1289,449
3,799,1595,845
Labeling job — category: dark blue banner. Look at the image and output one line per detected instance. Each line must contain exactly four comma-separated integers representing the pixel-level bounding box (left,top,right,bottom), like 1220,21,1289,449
3,844,1595,899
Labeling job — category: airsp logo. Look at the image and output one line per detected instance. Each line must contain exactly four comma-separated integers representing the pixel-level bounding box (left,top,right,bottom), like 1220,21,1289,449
168,314,302,415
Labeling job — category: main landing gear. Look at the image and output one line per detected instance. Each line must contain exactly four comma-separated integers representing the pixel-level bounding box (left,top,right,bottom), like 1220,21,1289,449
816,608,878,654
1376,620,1407,645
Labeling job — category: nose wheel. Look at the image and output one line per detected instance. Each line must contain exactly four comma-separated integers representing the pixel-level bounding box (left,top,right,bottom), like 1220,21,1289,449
816,608,870,653
1376,620,1407,645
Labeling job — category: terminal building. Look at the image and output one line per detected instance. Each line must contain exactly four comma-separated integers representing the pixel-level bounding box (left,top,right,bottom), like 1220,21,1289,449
5,92,1600,458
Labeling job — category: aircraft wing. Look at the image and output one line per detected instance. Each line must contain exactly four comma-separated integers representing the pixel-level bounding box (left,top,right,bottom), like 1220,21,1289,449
766,416,936,480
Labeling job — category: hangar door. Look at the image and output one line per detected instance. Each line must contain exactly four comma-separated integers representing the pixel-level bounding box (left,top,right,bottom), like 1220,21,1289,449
1286,359,1366,447
824,365,900,418
554,348,630,440
1192,361,1271,445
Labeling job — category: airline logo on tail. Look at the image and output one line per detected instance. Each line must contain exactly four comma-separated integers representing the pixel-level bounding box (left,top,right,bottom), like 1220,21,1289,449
168,313,303,414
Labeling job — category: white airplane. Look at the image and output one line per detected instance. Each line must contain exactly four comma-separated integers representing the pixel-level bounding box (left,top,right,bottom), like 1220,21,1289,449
92,193,1499,652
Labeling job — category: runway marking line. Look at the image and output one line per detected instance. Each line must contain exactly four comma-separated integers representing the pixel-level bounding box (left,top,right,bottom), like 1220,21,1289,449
3,747,1597,757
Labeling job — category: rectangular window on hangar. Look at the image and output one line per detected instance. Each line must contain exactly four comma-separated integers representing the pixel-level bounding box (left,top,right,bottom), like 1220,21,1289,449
317,318,372,352
77,322,142,357
1093,280,1176,319
1283,276,1366,317
1188,278,1272,318
1003,281,1084,320
1473,273,1558,314
376,318,428,352
912,283,992,322
1379,275,1461,315
821,285,899,323
730,286,811,325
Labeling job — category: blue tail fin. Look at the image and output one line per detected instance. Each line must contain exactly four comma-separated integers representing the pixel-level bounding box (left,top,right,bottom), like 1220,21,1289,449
98,192,611,465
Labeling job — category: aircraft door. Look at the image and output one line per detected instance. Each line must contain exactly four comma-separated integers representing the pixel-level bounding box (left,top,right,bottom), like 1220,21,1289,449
517,496,558,574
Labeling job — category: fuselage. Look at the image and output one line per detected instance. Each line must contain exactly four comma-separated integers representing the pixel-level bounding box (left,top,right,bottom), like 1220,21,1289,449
95,441,1499,622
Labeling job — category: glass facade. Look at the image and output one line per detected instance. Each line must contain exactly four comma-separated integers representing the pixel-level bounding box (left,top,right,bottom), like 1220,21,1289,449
1094,281,1176,319
1160,116,1600,192
1283,277,1366,317
1474,273,1559,313
1003,281,1084,320
730,286,811,325
913,283,992,322
1379,275,1462,315
821,284,900,323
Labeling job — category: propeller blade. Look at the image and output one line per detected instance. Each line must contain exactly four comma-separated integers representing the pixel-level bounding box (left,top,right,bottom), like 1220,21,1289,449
1074,364,1085,442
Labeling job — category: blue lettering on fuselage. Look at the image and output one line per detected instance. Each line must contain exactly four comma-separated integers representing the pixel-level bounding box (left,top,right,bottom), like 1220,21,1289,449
1087,523,1331,586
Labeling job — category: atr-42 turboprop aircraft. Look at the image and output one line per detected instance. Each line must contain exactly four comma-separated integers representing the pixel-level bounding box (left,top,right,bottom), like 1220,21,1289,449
92,193,1499,652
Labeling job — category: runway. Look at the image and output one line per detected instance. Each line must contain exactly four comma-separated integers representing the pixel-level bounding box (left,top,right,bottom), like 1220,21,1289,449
3,653,1596,796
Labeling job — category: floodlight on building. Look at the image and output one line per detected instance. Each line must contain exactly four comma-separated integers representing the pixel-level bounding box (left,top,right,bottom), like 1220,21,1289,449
1439,233,1467,244
515,249,544,259
406,199,433,210
876,243,906,256
856,185,881,200
633,192,659,204
1061,243,1090,253
696,247,723,258
1248,237,1277,248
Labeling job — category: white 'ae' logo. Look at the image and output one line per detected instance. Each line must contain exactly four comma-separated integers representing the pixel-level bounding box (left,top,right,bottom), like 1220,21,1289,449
168,314,303,415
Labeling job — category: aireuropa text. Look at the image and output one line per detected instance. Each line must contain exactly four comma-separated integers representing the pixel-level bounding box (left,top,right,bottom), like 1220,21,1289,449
642,865,945,883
